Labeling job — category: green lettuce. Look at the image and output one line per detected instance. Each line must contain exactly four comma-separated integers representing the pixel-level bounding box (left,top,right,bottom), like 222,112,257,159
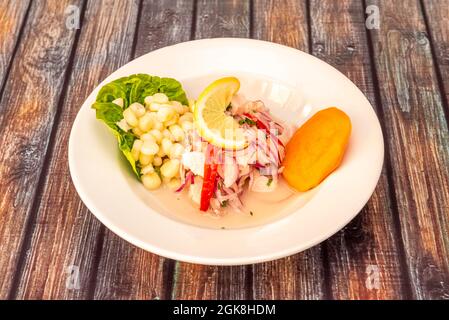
92,74,188,178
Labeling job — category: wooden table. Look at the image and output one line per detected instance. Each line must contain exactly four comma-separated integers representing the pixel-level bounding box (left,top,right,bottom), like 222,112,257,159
0,0,448,300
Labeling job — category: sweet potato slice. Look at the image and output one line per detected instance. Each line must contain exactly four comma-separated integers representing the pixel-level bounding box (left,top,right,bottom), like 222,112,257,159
282,107,351,192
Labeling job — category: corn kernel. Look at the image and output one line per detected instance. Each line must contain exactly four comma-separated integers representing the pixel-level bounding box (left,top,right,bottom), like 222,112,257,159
162,128,173,140
129,102,146,117
171,101,184,114
179,113,193,124
149,129,163,143
156,148,165,157
169,125,184,142
149,102,162,111
182,105,190,114
116,119,131,132
169,143,184,159
140,132,155,142
144,96,154,107
123,107,138,127
166,178,182,190
157,105,175,122
153,120,163,131
141,164,155,175
153,93,169,104
161,138,173,155
131,139,143,161
153,156,163,166
138,113,153,132
142,172,161,190
139,153,153,166
112,98,124,108
132,127,143,137
164,113,179,126
162,176,171,184
141,140,159,156
160,159,180,178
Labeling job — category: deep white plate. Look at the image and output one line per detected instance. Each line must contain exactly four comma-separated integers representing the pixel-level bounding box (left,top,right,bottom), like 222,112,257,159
69,38,384,265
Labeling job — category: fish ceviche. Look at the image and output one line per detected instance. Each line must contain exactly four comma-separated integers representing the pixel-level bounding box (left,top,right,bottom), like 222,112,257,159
93,75,351,217
178,94,291,214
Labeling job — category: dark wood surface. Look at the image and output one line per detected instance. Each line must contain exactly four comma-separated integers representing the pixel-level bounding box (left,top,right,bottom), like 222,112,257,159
0,0,448,300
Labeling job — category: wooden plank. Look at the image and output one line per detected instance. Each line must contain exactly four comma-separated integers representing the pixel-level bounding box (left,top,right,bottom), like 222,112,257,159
195,0,250,38
0,0,84,299
253,0,309,48
170,0,252,300
309,0,407,299
0,0,30,92
422,0,449,109
13,0,139,299
251,0,326,300
172,263,250,299
94,0,195,300
134,0,195,54
367,0,449,299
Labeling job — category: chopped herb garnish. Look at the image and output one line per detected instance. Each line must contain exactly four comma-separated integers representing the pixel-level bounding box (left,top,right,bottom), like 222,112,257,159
220,200,229,207
247,118,256,125
238,117,256,126
267,178,273,186
250,211,254,216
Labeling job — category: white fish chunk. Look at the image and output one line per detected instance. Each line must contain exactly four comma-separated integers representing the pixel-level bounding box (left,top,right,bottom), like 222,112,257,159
182,151,205,177
189,177,203,205
222,156,239,188
250,171,277,193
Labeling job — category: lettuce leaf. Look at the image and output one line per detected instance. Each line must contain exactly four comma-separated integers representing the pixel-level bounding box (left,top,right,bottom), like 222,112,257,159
92,74,188,179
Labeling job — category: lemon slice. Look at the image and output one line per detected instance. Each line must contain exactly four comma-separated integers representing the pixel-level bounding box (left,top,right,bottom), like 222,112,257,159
194,77,247,150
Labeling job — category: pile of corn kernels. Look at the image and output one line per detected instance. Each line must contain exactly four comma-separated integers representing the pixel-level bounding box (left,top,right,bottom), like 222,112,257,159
113,93,193,190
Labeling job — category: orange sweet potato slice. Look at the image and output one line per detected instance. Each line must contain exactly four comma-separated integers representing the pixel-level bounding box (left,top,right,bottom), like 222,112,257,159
282,107,351,192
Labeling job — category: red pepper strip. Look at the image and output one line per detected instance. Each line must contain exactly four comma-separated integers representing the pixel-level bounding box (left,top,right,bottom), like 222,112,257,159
200,144,219,211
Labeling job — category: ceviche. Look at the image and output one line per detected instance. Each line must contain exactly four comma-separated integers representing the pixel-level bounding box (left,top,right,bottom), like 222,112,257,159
93,75,351,218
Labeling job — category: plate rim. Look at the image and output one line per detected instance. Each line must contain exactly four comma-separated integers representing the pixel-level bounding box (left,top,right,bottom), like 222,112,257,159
68,37,384,265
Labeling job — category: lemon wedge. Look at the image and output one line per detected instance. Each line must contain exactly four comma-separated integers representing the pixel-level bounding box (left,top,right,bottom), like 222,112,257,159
194,77,247,150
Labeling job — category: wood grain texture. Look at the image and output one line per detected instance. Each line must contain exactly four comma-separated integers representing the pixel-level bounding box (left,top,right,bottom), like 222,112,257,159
13,0,139,299
195,0,250,38
1,0,447,300
93,0,194,300
310,0,406,299
367,0,449,299
422,0,449,110
252,0,308,48
170,0,252,300
0,0,30,92
135,0,195,54
0,0,83,299
172,263,250,299
251,0,326,300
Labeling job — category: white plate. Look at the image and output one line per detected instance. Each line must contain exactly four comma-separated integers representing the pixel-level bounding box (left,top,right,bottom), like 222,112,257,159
69,38,384,265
